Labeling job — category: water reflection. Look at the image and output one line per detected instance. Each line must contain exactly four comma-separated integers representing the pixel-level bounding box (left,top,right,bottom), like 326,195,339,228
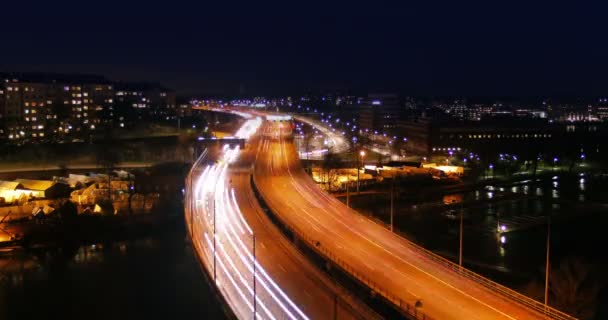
0,229,225,320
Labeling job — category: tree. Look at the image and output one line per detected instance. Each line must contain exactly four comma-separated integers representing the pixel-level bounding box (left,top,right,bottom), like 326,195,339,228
524,257,600,320
321,150,342,192
96,129,120,201
58,200,78,223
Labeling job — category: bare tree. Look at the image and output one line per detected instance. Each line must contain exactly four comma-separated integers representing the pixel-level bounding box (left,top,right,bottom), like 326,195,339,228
524,257,600,319
322,150,342,192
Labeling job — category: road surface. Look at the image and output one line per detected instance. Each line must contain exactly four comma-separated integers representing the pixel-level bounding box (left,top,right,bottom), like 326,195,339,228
186,117,377,320
252,121,574,320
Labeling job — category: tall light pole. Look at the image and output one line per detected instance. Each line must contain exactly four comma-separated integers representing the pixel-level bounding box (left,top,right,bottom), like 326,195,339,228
346,178,350,208
253,234,257,319
544,216,551,309
390,171,395,232
357,150,365,192
213,195,217,281
459,206,464,268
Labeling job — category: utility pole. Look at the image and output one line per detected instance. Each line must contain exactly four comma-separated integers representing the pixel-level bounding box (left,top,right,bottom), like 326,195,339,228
544,216,551,309
253,234,257,320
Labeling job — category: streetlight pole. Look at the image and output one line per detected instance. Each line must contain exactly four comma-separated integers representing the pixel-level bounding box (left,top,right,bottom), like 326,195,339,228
390,171,395,232
213,196,217,282
357,150,365,193
459,206,464,268
253,234,257,320
346,178,350,208
544,216,551,309
189,175,194,237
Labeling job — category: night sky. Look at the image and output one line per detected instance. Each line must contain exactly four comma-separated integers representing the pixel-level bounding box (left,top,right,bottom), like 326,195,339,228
2,2,607,97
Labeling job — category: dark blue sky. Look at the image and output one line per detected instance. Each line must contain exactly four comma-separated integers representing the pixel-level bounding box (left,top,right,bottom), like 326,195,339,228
1,2,607,96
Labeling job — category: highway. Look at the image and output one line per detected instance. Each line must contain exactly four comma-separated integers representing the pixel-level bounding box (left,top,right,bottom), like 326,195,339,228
252,120,576,320
186,116,378,320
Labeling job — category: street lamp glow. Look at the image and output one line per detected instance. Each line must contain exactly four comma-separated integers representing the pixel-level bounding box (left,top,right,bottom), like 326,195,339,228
359,150,366,157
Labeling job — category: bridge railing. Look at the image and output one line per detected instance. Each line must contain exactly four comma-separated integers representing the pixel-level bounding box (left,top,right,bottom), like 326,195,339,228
397,231,576,320
335,184,577,320
252,174,433,320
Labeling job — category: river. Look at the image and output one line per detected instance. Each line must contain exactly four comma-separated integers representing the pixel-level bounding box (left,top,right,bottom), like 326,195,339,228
0,219,225,320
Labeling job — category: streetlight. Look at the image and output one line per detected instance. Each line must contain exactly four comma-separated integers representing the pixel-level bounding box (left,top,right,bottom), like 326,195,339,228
390,170,396,232
544,216,552,310
253,234,257,319
453,199,464,268
553,157,558,171
357,150,366,192
346,176,350,208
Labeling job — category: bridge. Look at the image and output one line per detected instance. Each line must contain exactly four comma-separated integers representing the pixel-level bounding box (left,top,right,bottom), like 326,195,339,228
185,108,577,320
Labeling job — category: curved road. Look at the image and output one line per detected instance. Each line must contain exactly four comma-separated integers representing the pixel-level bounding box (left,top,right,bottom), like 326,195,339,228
186,116,378,320
253,121,574,320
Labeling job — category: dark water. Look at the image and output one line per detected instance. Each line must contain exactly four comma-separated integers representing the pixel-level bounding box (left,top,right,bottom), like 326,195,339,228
0,222,225,320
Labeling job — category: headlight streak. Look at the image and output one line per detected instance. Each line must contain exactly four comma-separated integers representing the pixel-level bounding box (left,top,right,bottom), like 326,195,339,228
190,116,308,320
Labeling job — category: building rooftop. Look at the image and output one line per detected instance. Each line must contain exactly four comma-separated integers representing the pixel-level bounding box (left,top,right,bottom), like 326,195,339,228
114,82,172,92
15,179,58,191
0,72,112,85
0,181,24,190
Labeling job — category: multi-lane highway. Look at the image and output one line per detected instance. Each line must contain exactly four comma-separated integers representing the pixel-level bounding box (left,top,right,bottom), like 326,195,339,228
186,116,377,320
252,120,575,320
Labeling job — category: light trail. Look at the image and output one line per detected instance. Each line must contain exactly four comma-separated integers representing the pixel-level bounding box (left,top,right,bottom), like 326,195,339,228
187,116,309,320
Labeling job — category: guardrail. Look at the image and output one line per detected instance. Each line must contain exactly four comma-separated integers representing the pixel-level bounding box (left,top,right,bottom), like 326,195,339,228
348,195,577,320
252,170,576,320
251,174,431,320
185,150,238,320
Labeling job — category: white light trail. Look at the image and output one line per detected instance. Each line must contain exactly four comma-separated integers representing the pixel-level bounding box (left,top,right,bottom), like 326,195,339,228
189,114,309,320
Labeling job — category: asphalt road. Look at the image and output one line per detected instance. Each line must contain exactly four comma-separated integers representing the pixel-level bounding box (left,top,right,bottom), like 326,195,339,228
228,135,378,320
252,121,569,320
186,117,377,320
